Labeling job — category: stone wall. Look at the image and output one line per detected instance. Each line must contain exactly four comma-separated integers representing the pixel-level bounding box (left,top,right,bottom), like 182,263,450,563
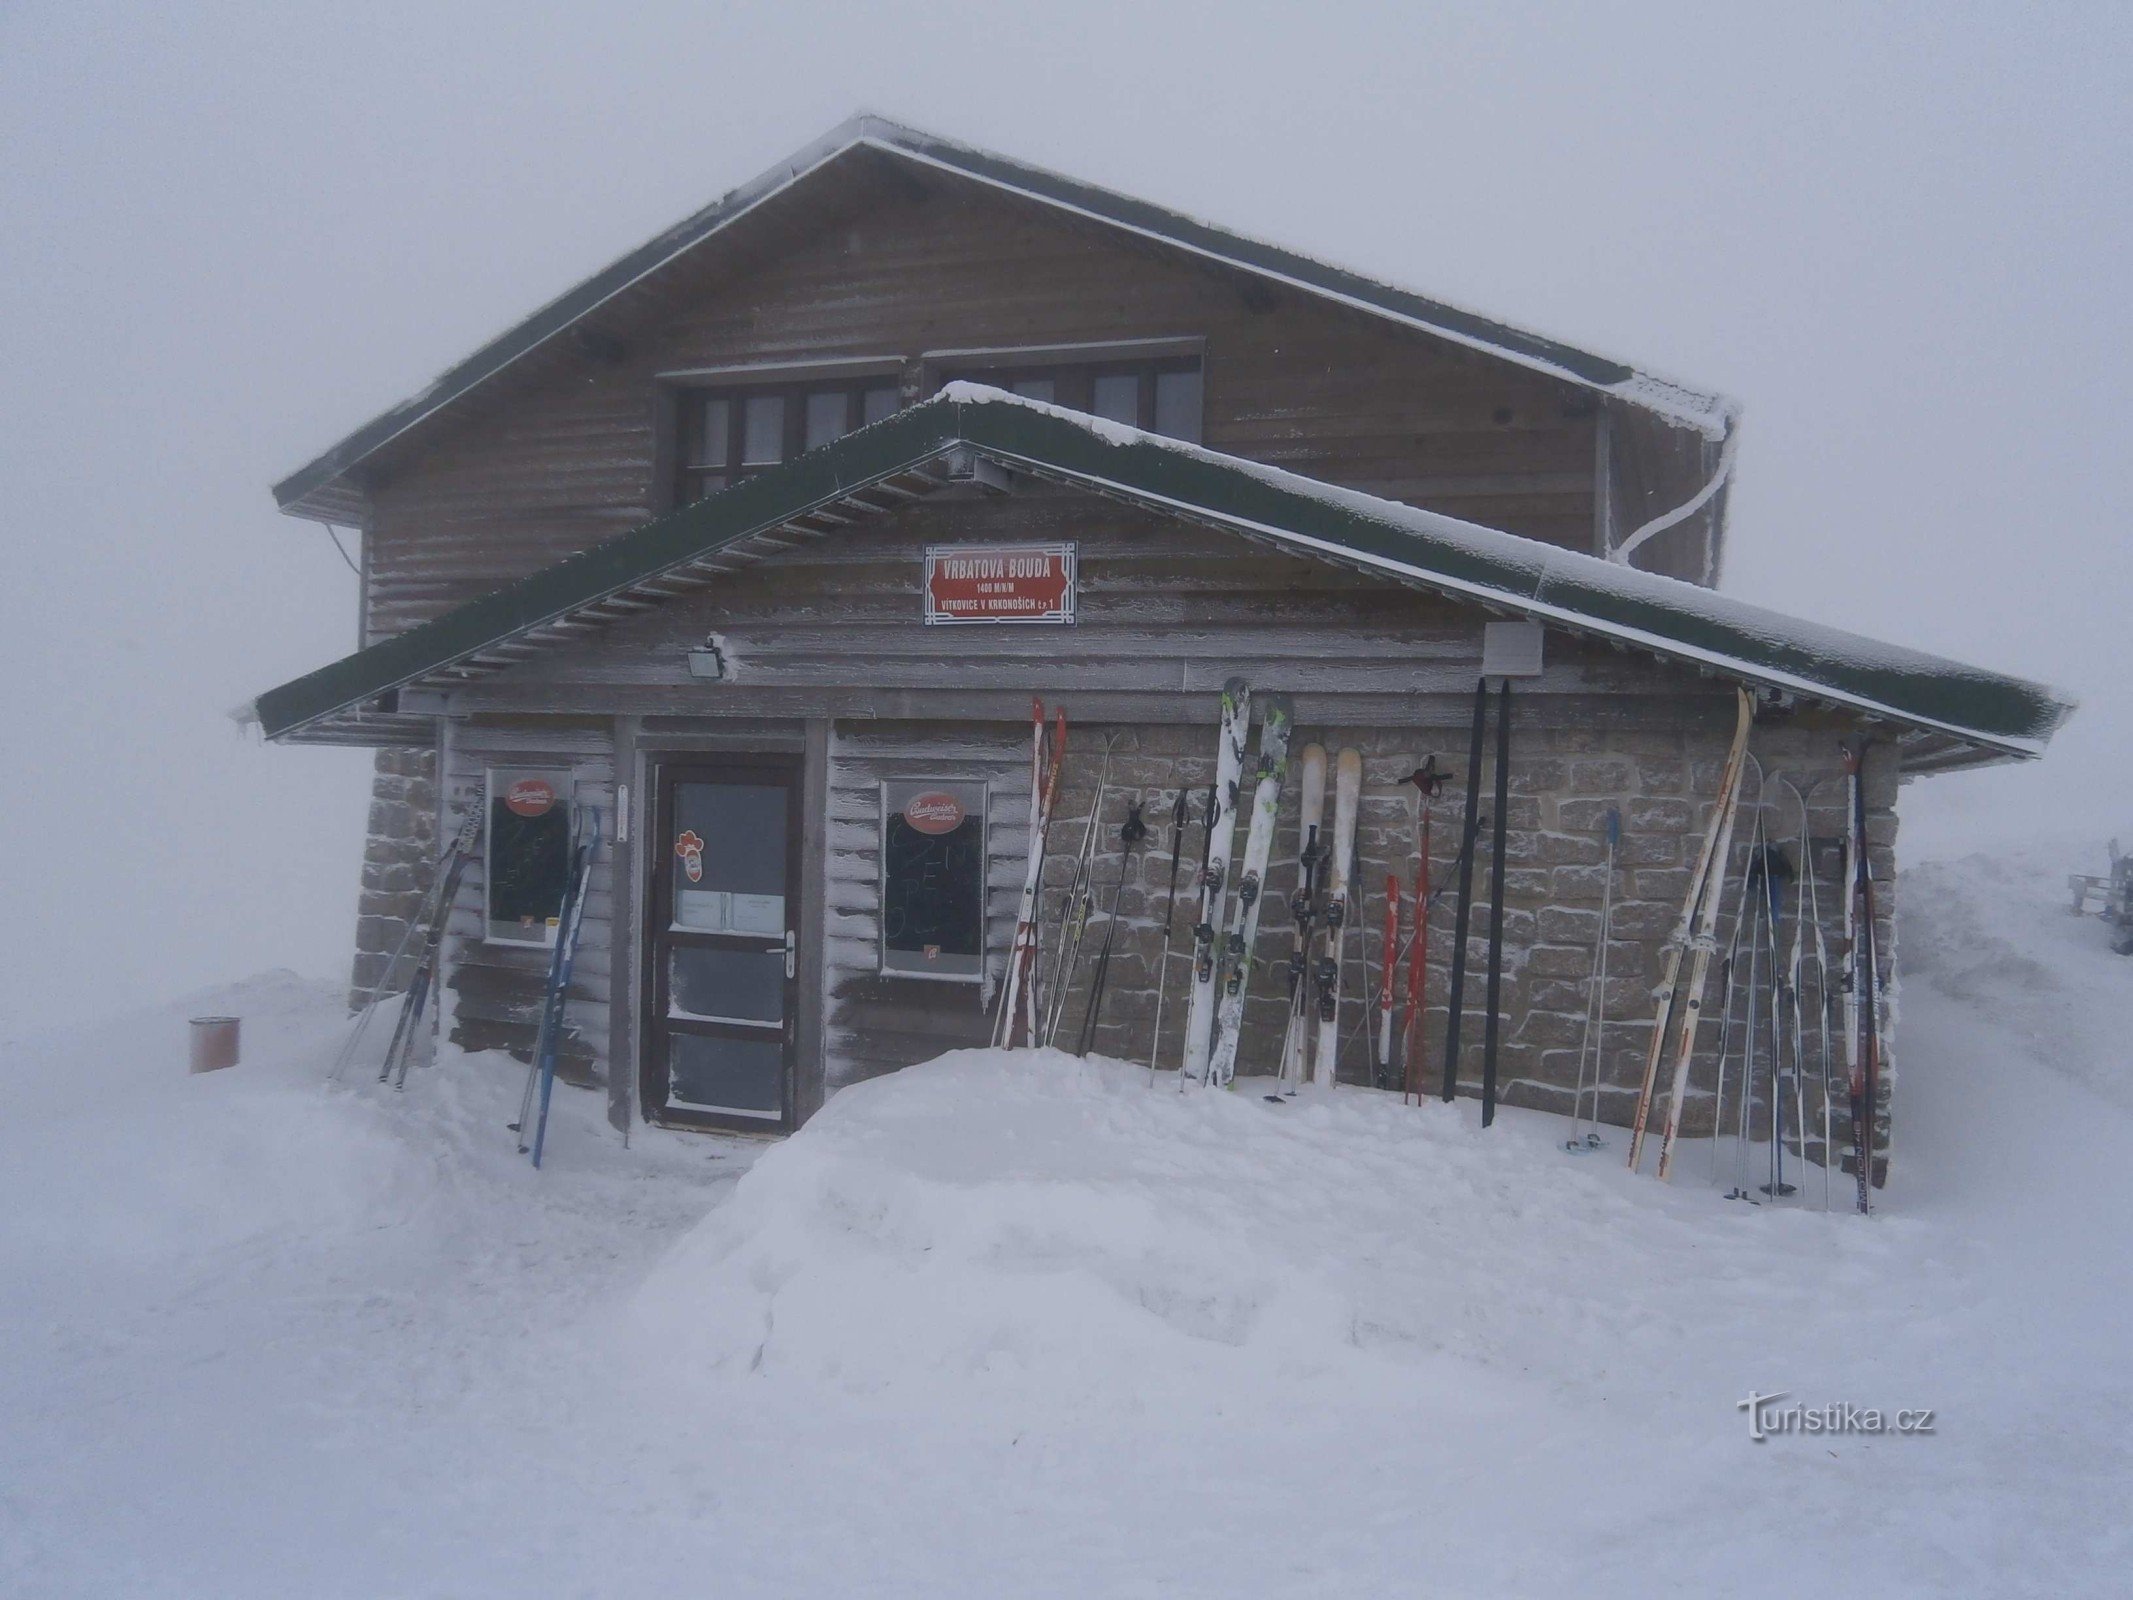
347,743,440,1008
1031,707,1898,1185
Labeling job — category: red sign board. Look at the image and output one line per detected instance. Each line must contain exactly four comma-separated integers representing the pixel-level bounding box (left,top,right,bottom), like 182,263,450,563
924,543,1076,625
503,778,556,817
902,791,966,836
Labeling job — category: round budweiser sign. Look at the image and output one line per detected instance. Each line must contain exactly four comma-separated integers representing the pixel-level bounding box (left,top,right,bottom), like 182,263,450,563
503,778,556,817
902,791,966,835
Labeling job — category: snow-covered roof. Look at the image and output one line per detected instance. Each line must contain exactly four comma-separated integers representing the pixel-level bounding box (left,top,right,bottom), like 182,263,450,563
250,385,2072,768
270,112,1735,523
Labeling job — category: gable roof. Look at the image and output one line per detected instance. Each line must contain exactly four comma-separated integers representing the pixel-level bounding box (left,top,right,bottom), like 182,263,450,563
271,112,1734,523
249,385,2071,770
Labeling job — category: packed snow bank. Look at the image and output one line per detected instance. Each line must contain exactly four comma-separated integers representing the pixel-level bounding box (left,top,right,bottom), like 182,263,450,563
626,1042,1935,1416
1902,839,2133,1113
7,845,2133,1596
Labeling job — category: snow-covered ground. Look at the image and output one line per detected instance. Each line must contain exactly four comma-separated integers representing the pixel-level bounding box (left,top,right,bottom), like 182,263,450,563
5,845,2130,1597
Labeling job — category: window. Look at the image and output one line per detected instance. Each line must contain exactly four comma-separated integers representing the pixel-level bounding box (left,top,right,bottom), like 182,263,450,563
485,768,573,946
935,355,1203,444
676,377,903,505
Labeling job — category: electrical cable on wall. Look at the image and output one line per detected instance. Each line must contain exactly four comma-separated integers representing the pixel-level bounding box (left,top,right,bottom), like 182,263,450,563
323,522,361,577
1609,412,1739,569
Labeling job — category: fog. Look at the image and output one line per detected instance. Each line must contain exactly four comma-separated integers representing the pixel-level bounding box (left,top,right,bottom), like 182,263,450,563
2,2,2124,1037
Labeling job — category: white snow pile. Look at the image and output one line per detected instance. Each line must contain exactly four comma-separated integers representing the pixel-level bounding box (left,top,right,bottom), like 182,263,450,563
6,846,2132,1597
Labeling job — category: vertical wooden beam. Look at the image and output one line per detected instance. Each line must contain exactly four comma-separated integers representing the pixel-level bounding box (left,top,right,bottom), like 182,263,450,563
795,716,833,1124
607,714,643,1135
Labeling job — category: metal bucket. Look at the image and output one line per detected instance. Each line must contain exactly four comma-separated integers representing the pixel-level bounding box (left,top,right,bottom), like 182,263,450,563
189,1016,240,1074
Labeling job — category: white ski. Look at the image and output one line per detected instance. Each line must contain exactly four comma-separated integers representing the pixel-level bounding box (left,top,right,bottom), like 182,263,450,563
1311,748,1362,1087
1180,678,1252,1088
1275,743,1328,1093
994,701,1065,1048
1207,697,1293,1088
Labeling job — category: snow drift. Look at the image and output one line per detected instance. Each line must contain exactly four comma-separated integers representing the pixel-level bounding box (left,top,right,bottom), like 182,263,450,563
7,846,2131,1596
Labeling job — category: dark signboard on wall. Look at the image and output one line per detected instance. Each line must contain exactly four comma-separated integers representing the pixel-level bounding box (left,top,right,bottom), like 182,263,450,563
879,778,988,981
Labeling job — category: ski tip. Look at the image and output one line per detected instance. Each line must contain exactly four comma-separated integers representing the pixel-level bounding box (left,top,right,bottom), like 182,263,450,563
1221,674,1251,700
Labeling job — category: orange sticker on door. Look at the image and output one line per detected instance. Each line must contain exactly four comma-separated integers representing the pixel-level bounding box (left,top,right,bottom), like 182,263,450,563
675,829,705,884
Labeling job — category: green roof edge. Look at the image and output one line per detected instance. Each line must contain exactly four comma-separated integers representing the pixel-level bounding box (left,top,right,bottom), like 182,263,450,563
252,388,2073,760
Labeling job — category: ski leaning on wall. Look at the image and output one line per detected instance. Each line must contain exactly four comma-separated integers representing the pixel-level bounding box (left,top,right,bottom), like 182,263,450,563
1207,697,1293,1088
994,701,1067,1049
330,808,483,1084
1181,679,1252,1088
1623,686,1754,1179
1844,744,1886,1215
1143,787,1192,1079
1040,734,1118,1048
516,805,602,1168
1274,743,1328,1097
1310,748,1362,1088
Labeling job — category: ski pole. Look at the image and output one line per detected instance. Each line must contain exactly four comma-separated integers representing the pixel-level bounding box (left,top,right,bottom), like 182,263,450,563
1147,786,1192,1082
1398,758,1451,1104
1041,734,1117,1047
1441,680,1490,1103
1566,807,1619,1151
1076,795,1147,1057
1480,678,1512,1127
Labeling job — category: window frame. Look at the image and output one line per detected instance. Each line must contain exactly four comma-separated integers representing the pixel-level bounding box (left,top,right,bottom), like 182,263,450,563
482,766,575,949
668,368,905,507
932,351,1204,442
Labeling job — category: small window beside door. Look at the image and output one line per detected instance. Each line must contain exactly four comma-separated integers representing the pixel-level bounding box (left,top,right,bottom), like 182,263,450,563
879,778,989,982
485,768,572,945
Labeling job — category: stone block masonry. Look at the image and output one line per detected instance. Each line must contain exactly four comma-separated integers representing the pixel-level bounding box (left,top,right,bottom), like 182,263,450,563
348,743,440,1009
1021,702,1898,1186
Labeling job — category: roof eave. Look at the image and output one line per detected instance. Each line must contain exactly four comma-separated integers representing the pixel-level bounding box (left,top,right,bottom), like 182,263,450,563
271,113,1733,524
253,389,2069,765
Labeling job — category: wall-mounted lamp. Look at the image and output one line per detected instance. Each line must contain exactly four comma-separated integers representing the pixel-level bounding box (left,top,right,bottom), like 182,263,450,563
686,637,728,681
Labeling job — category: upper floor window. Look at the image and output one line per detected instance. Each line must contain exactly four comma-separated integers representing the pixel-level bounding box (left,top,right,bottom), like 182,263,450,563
936,354,1203,444
677,377,902,505
670,347,1205,508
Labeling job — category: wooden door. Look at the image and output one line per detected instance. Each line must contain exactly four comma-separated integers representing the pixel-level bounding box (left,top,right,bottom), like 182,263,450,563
644,757,801,1132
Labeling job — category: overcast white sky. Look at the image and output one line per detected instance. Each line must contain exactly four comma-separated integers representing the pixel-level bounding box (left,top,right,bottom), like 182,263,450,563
1,2,2125,1036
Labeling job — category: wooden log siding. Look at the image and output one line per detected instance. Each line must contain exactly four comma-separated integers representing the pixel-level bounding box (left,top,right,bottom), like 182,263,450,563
438,719,618,1085
824,722,1032,1084
464,486,1685,713
418,489,1899,1173
814,712,1897,1179
354,177,1683,642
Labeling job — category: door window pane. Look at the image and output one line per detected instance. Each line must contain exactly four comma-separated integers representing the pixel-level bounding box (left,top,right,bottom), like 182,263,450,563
804,391,849,450
672,781,788,932
692,397,730,466
669,946,784,1025
1155,369,1204,443
1092,373,1140,426
862,385,899,425
742,395,786,465
668,1031,783,1117
1010,377,1055,404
